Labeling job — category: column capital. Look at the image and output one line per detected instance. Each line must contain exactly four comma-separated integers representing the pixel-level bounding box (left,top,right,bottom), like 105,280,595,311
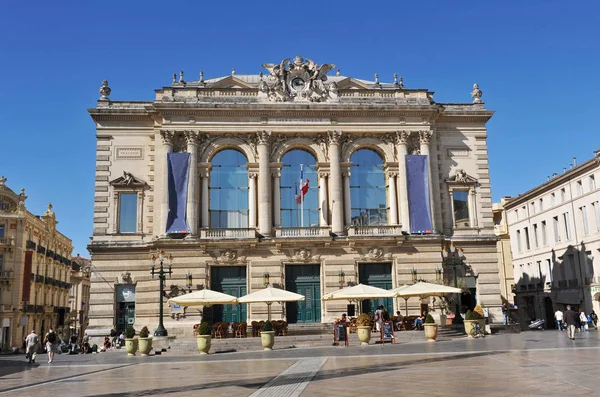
386,170,399,178
327,130,343,145
160,130,175,145
256,130,272,145
184,131,200,145
395,130,411,145
419,130,434,145
318,171,330,179
270,170,280,178
249,172,258,179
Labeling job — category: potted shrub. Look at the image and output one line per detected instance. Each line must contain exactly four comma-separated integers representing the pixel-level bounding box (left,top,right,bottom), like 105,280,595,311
261,320,275,351
463,309,483,337
125,325,138,356
356,313,372,345
138,326,153,356
196,322,212,354
473,304,486,332
423,314,438,341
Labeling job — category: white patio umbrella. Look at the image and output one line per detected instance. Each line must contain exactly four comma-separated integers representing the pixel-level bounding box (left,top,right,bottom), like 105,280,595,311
238,286,305,321
390,284,411,316
167,289,238,307
322,283,395,314
395,282,462,316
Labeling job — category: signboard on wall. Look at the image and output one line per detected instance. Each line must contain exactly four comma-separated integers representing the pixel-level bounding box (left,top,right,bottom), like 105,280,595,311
116,285,136,303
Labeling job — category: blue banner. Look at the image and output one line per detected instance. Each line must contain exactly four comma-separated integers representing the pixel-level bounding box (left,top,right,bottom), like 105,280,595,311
406,155,433,234
166,152,190,234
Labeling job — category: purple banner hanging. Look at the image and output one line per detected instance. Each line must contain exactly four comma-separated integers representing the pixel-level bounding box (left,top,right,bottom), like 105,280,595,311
166,152,190,234
406,155,433,234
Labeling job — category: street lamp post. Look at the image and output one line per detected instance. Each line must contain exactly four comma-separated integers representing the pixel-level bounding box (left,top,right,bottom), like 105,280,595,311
186,272,193,293
442,242,465,325
150,250,173,337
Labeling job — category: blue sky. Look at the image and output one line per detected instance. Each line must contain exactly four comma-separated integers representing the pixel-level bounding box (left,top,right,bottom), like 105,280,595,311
1,1,598,256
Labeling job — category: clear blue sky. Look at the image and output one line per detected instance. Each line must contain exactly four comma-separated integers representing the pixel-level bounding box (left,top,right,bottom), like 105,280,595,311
1,1,598,256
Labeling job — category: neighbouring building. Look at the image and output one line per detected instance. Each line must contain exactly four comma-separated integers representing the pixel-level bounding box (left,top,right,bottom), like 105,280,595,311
0,176,74,351
69,254,91,338
493,197,515,305
87,56,502,340
505,150,600,328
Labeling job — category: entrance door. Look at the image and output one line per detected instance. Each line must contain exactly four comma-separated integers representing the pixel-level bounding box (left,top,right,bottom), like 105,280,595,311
211,266,247,323
285,264,321,323
115,284,136,334
359,263,393,315
544,297,555,329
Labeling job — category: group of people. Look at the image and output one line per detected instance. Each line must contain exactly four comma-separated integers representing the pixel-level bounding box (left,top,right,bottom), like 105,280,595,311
101,328,126,351
24,327,58,364
555,306,598,339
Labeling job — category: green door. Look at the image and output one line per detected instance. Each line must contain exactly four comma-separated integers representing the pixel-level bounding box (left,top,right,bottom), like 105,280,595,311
211,266,247,323
359,263,393,315
285,265,321,323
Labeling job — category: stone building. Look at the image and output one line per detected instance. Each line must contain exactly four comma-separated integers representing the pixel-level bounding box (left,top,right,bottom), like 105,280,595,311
493,197,515,305
505,150,600,327
68,254,91,338
0,176,73,351
87,56,502,339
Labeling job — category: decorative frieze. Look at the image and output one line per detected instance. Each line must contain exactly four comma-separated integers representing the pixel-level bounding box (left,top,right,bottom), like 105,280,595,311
115,147,144,160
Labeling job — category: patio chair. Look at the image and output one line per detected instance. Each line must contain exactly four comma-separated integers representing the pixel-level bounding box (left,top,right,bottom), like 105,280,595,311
235,322,247,338
251,321,260,337
215,322,229,339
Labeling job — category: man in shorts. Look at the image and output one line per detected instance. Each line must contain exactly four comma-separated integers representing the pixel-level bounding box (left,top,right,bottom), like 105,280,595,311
25,330,39,364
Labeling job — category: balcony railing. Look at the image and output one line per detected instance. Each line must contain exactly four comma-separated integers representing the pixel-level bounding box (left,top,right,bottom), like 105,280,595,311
276,227,330,237
347,225,401,236
0,270,13,281
0,237,15,247
201,228,256,239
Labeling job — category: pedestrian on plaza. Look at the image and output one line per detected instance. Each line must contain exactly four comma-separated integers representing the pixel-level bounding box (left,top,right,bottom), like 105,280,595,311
44,328,57,363
119,331,126,347
590,310,598,329
25,330,39,364
110,328,117,349
579,309,588,332
554,308,564,331
502,303,509,325
82,332,90,354
564,305,578,340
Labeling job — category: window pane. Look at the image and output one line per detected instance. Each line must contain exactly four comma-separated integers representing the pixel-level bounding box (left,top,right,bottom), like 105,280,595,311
119,193,137,233
453,190,470,227
210,150,249,228
0,224,4,238
280,150,318,227
350,149,387,226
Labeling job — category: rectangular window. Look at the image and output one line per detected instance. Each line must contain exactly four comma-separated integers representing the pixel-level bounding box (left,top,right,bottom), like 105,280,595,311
533,223,539,248
530,202,535,215
0,253,3,272
590,175,596,191
563,212,571,240
539,198,544,212
524,227,531,250
0,224,4,238
553,216,561,242
581,206,589,235
577,180,583,196
452,190,470,227
541,221,547,246
594,201,600,232
516,230,522,253
118,193,138,233
514,209,519,221
545,259,552,282
561,188,566,202
551,193,556,206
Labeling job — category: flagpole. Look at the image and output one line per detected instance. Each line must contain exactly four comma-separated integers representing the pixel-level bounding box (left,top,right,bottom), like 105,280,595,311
300,164,304,228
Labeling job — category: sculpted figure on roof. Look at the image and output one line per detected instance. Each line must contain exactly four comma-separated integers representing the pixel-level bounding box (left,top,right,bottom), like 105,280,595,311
260,56,336,103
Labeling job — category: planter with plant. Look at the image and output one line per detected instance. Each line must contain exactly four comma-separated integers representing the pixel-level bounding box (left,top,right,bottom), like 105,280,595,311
125,325,138,356
423,314,438,341
356,313,372,345
196,322,212,354
463,308,484,337
261,320,275,351
138,326,153,356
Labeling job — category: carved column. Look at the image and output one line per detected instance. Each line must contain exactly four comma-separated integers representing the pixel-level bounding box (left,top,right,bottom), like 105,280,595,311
343,168,351,227
419,130,436,230
185,131,199,237
318,170,329,227
328,130,345,235
256,131,272,236
272,169,281,228
248,172,257,229
470,189,478,228
159,131,174,236
387,171,398,225
396,131,410,232
200,166,211,229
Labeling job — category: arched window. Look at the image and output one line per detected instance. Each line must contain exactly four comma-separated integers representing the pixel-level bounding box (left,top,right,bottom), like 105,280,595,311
350,149,387,226
209,150,249,228
280,150,318,227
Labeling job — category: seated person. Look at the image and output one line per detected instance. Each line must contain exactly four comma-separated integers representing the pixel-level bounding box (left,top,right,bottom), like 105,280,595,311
413,315,425,330
103,336,111,351
394,311,404,330
82,333,90,354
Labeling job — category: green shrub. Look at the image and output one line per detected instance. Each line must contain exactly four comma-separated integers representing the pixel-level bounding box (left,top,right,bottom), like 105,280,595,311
139,326,149,338
356,313,371,327
424,314,435,324
198,322,211,336
261,320,273,332
125,325,136,339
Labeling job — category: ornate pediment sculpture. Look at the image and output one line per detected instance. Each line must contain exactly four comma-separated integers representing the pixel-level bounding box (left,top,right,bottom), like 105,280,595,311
446,169,477,185
259,56,337,103
110,172,147,188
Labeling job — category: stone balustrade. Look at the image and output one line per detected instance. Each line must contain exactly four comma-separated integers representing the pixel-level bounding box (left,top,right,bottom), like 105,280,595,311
347,225,401,236
275,227,330,238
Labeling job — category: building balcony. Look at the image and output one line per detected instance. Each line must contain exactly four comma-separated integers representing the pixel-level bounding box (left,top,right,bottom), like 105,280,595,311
0,237,15,248
0,270,13,283
347,225,402,236
200,228,256,239
275,227,330,238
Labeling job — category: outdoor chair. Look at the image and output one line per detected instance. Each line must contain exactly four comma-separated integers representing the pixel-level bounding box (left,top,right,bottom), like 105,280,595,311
251,321,260,337
235,322,247,338
215,322,229,339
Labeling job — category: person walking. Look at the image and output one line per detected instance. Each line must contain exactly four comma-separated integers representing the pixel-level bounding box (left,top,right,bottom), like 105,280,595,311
502,303,509,325
44,327,57,363
110,328,117,350
25,330,39,364
564,305,578,340
579,309,588,332
554,309,564,331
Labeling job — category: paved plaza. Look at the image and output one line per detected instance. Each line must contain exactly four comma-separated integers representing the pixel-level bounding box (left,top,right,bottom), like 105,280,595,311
1,330,600,396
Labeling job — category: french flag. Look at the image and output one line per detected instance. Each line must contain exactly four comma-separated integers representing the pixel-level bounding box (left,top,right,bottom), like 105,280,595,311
296,179,310,204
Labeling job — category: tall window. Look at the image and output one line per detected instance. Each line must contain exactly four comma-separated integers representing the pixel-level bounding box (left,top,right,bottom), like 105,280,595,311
593,201,600,232
453,191,470,227
553,216,561,242
530,202,536,215
545,259,552,282
539,198,544,212
580,206,589,235
516,230,522,253
209,150,249,228
350,149,387,226
280,150,318,227
524,227,531,250
0,224,4,238
561,188,566,202
118,193,137,233
0,253,3,272
576,181,583,196
533,223,539,248
563,212,571,240
541,221,547,246
590,175,596,191
551,193,556,206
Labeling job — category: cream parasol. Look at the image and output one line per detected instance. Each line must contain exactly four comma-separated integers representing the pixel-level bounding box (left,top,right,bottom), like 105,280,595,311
167,289,238,307
238,286,305,321
394,282,462,316
322,283,395,314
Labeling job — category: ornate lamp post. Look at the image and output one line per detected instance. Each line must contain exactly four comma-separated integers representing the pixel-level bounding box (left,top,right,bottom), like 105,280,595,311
263,273,270,288
338,270,345,288
186,272,193,293
411,268,418,283
442,242,465,324
150,250,173,336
